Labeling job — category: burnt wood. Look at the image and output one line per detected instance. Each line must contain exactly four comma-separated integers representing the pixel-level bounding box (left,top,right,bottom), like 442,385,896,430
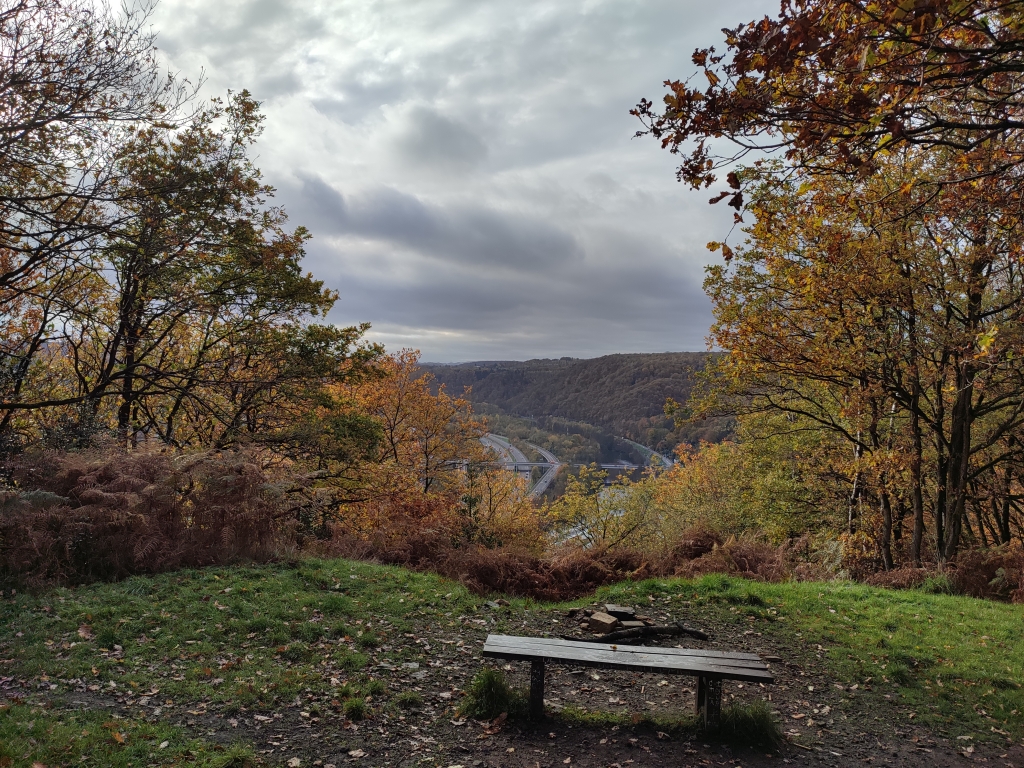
482,634,774,728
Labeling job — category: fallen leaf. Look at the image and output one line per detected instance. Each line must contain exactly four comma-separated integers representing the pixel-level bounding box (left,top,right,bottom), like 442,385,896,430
112,732,125,744
159,741,169,749
77,625,94,640
348,750,365,758
287,759,301,767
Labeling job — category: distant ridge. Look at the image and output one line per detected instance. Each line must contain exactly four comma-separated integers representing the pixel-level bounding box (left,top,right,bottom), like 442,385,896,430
421,352,730,455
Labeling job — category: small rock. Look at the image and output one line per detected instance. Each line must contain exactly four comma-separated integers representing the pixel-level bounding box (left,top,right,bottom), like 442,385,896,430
620,621,645,629
589,612,621,633
484,601,500,610
603,604,636,620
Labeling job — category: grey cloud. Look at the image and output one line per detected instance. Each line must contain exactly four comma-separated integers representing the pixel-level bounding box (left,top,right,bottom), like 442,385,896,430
394,107,487,172
153,0,776,359
292,175,583,272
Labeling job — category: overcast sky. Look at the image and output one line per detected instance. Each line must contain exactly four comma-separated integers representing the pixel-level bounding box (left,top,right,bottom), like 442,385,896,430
151,0,776,362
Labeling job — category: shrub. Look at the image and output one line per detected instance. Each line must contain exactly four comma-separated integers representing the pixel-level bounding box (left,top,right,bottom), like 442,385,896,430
0,446,287,586
673,538,790,582
920,574,955,595
459,668,526,720
949,545,1024,602
668,526,722,561
865,568,930,590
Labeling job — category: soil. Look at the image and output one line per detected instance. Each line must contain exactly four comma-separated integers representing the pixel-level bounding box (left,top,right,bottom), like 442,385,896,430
5,599,1022,767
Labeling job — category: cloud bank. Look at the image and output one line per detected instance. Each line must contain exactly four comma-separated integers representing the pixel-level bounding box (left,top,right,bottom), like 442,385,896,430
152,0,776,360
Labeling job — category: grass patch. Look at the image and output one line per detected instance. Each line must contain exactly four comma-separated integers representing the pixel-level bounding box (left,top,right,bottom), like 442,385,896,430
459,668,527,719
0,702,255,768
395,690,424,709
3,554,1023,759
718,700,784,749
0,558,479,713
343,697,368,721
592,574,1024,739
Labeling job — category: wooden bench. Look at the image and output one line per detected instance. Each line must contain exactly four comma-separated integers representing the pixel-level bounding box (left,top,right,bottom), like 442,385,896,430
482,634,774,729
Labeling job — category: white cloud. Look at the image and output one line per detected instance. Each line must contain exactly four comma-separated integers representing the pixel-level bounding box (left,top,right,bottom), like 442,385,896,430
151,0,777,360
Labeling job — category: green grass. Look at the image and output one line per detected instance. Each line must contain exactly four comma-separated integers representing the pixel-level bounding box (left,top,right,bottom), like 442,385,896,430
587,573,1024,738
2,558,1023,759
0,702,256,767
719,700,784,749
1,559,480,712
459,668,527,720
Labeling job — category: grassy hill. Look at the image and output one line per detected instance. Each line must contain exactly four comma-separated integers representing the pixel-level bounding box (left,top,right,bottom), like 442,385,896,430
422,353,732,458
2,560,1022,766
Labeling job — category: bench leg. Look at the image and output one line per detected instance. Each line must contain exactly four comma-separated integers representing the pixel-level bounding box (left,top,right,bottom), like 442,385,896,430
529,660,545,720
696,676,722,731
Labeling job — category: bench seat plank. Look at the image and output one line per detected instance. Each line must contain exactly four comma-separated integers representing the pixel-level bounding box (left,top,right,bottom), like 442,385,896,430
483,636,774,684
486,634,764,661
484,638,770,674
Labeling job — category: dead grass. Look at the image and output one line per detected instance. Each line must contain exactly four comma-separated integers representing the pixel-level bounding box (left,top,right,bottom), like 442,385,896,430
0,445,287,586
4,447,1022,607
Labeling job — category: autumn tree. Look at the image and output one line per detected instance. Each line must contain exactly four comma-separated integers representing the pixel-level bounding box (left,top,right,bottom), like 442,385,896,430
548,465,659,551
0,0,190,429
695,151,1024,564
351,350,484,496
633,0,1024,192
638,0,1024,565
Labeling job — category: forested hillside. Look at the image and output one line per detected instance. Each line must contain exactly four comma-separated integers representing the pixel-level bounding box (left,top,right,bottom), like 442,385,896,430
422,353,731,455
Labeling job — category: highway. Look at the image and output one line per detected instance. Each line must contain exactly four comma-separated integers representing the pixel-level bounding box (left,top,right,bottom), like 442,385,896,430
480,433,563,498
480,434,666,498
479,434,533,484
524,441,563,497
